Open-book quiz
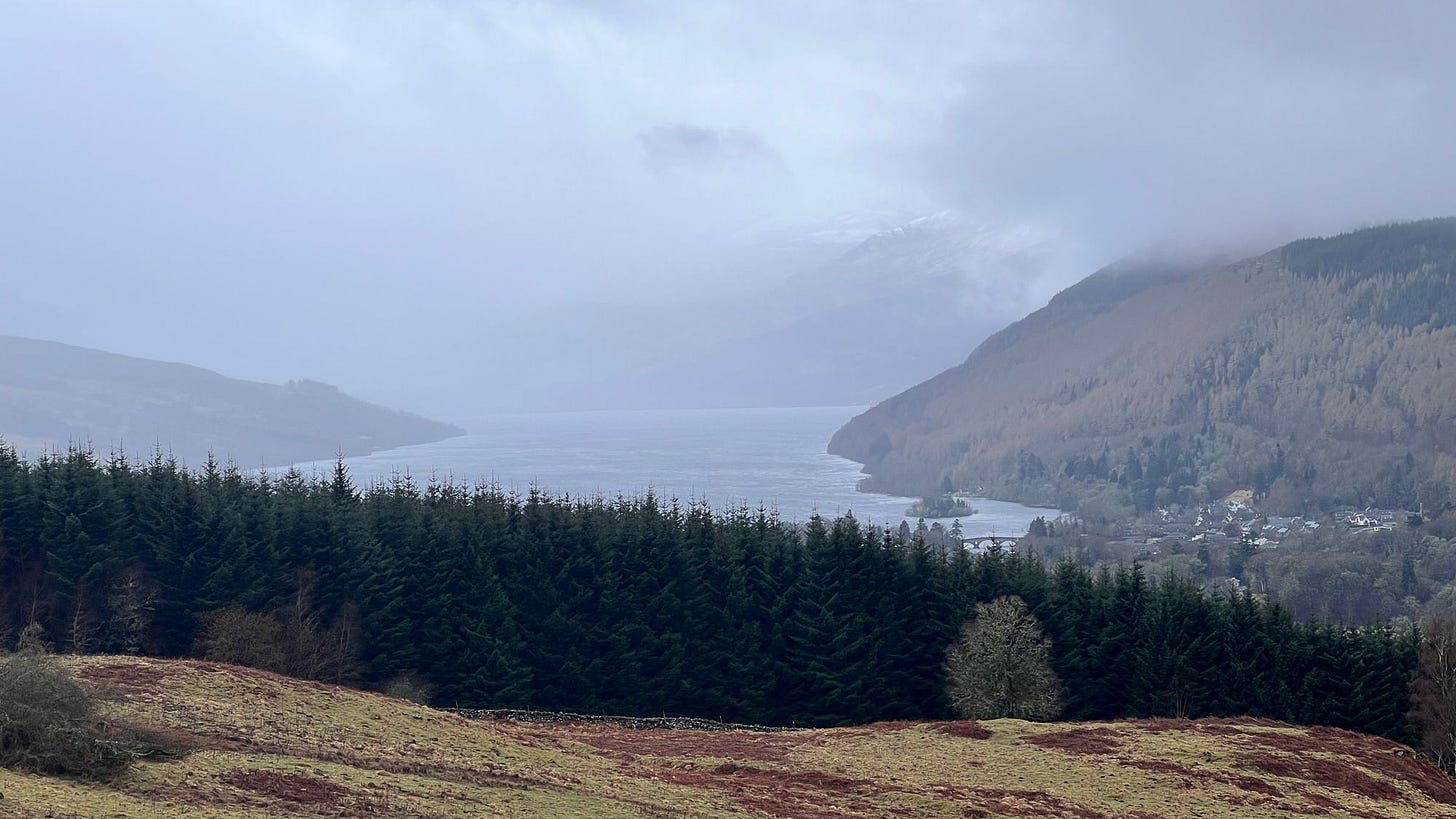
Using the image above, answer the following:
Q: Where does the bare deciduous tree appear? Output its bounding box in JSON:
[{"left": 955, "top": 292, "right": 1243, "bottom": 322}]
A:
[
  {"left": 193, "top": 571, "right": 360, "bottom": 684},
  {"left": 945, "top": 595, "right": 1062, "bottom": 721},
  {"left": 194, "top": 607, "right": 285, "bottom": 671},
  {"left": 1410, "top": 617, "right": 1456, "bottom": 773}
]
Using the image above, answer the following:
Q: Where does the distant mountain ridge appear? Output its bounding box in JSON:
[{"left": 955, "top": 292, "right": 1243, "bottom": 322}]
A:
[
  {"left": 533, "top": 211, "right": 1055, "bottom": 410},
  {"left": 830, "top": 219, "right": 1456, "bottom": 513},
  {"left": 0, "top": 334, "right": 463, "bottom": 467}
]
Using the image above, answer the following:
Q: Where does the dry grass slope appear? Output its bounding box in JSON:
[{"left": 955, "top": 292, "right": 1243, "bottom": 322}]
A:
[{"left": 1, "top": 656, "right": 1454, "bottom": 818}]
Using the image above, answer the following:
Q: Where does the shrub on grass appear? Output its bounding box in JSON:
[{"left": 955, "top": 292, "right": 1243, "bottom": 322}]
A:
[
  {"left": 0, "top": 652, "right": 132, "bottom": 778},
  {"left": 381, "top": 671, "right": 437, "bottom": 705}
]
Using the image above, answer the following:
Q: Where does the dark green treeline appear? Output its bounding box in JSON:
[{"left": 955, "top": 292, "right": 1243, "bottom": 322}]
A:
[{"left": 0, "top": 445, "right": 1419, "bottom": 741}]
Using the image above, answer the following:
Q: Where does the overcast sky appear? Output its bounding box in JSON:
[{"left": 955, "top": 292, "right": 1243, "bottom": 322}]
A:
[{"left": 3, "top": 1, "right": 1455, "bottom": 415}]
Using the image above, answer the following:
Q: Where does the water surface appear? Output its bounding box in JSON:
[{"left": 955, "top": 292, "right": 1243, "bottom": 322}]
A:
[{"left": 286, "top": 406, "right": 1056, "bottom": 537}]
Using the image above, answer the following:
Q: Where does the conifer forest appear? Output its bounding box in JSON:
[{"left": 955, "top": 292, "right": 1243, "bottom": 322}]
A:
[{"left": 0, "top": 444, "right": 1420, "bottom": 743}]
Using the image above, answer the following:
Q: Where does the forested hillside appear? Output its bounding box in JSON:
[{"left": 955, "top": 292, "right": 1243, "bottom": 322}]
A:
[
  {"left": 830, "top": 219, "right": 1456, "bottom": 513},
  {"left": 0, "top": 335, "right": 463, "bottom": 467},
  {"left": 0, "top": 444, "right": 1420, "bottom": 742}
]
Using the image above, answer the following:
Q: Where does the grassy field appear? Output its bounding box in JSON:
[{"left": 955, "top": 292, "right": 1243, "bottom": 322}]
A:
[{"left": 2, "top": 655, "right": 1455, "bottom": 818}]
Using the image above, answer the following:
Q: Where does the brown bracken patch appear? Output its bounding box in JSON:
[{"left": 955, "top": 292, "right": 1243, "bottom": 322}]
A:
[
  {"left": 932, "top": 721, "right": 994, "bottom": 739},
  {"left": 77, "top": 661, "right": 176, "bottom": 692},
  {"left": 1240, "top": 752, "right": 1402, "bottom": 801},
  {"left": 1299, "top": 790, "right": 1341, "bottom": 811},
  {"left": 1293, "top": 789, "right": 1396, "bottom": 819},
  {"left": 630, "top": 760, "right": 886, "bottom": 819},
  {"left": 1294, "top": 728, "right": 1456, "bottom": 806},
  {"left": 1022, "top": 727, "right": 1124, "bottom": 755},
  {"left": 964, "top": 787, "right": 1118, "bottom": 819},
  {"left": 1227, "top": 773, "right": 1284, "bottom": 797},
  {"left": 1119, "top": 759, "right": 1192, "bottom": 776},
  {"left": 1131, "top": 718, "right": 1456, "bottom": 807},
  {"left": 220, "top": 770, "right": 348, "bottom": 805},
  {"left": 1121, "top": 757, "right": 1285, "bottom": 800}
]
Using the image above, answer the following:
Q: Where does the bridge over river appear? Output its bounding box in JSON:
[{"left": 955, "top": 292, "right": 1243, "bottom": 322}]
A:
[{"left": 959, "top": 535, "right": 1020, "bottom": 552}]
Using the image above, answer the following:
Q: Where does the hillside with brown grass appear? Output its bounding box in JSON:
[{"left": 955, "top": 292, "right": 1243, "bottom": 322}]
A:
[
  {"left": 2, "top": 655, "right": 1455, "bottom": 818},
  {"left": 830, "top": 219, "right": 1456, "bottom": 511}
]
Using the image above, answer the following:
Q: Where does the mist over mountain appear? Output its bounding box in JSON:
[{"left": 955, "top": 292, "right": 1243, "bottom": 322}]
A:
[
  {"left": 830, "top": 219, "right": 1456, "bottom": 513},
  {"left": 522, "top": 212, "right": 1055, "bottom": 410},
  {"left": 0, "top": 335, "right": 463, "bottom": 468},
  {"left": 7, "top": 4, "right": 1456, "bottom": 417}
]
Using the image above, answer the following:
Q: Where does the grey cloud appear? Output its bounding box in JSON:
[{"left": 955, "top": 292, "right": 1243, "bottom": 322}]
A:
[
  {"left": 4, "top": 1, "right": 1453, "bottom": 417},
  {"left": 926, "top": 1, "right": 1456, "bottom": 265},
  {"left": 638, "top": 124, "right": 783, "bottom": 174}
]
